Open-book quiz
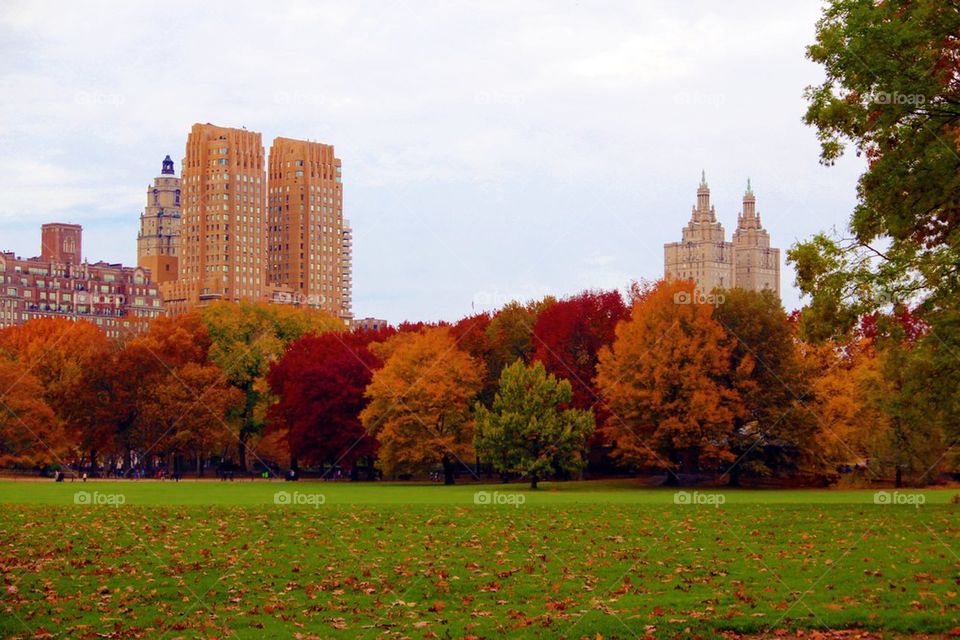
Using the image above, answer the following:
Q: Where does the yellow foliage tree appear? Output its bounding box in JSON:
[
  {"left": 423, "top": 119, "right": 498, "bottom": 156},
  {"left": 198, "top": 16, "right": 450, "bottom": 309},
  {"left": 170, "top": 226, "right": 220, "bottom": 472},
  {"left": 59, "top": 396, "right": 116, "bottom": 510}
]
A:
[
  {"left": 596, "top": 280, "right": 747, "bottom": 484},
  {"left": 362, "top": 327, "right": 483, "bottom": 484}
]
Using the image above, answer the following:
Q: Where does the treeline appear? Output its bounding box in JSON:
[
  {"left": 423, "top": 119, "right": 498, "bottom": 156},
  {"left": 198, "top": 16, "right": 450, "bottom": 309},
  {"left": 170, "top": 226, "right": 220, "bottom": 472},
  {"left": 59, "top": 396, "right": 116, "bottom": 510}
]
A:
[{"left": 0, "top": 279, "right": 954, "bottom": 487}]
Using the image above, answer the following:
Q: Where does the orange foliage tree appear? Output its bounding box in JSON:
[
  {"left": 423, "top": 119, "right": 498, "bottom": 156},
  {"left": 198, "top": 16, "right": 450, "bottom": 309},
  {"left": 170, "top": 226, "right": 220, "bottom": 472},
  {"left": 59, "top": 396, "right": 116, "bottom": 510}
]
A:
[
  {"left": 111, "top": 313, "right": 239, "bottom": 474},
  {"left": 596, "top": 280, "right": 747, "bottom": 484},
  {"left": 0, "top": 361, "right": 61, "bottom": 468},
  {"left": 0, "top": 318, "right": 112, "bottom": 467},
  {"left": 361, "top": 327, "right": 484, "bottom": 484}
]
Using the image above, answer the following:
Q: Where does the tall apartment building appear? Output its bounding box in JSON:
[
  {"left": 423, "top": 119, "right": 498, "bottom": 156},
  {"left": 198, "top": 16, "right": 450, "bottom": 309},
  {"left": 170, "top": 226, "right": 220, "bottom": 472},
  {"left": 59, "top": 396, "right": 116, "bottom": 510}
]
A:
[
  {"left": 167, "top": 123, "right": 266, "bottom": 315},
  {"left": 1, "top": 224, "right": 163, "bottom": 337},
  {"left": 341, "top": 220, "right": 353, "bottom": 321},
  {"left": 664, "top": 173, "right": 780, "bottom": 298},
  {"left": 267, "top": 137, "right": 352, "bottom": 322},
  {"left": 137, "top": 155, "right": 181, "bottom": 287}
]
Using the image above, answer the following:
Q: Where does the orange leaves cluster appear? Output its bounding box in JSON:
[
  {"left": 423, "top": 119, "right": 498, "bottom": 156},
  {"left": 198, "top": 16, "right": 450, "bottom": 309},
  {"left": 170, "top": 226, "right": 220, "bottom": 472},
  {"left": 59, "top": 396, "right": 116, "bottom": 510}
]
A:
[
  {"left": 596, "top": 280, "right": 749, "bottom": 472},
  {"left": 361, "top": 327, "right": 484, "bottom": 480}
]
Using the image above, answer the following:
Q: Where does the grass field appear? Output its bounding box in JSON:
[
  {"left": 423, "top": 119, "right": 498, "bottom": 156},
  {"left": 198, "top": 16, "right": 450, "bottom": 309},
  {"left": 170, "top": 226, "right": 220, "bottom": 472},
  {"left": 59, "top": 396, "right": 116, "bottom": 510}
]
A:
[{"left": 0, "top": 479, "right": 957, "bottom": 639}]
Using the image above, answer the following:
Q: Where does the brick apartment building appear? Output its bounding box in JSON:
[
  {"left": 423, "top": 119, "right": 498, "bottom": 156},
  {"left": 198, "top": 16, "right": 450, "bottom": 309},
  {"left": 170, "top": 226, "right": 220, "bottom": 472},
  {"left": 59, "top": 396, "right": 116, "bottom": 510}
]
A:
[{"left": 0, "top": 223, "right": 164, "bottom": 337}]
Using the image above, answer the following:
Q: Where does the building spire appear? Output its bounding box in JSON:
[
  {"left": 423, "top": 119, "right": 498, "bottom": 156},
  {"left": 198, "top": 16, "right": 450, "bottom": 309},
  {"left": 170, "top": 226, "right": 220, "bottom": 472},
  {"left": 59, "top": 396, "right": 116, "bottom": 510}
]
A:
[
  {"left": 695, "top": 169, "right": 712, "bottom": 220},
  {"left": 740, "top": 177, "right": 758, "bottom": 227}
]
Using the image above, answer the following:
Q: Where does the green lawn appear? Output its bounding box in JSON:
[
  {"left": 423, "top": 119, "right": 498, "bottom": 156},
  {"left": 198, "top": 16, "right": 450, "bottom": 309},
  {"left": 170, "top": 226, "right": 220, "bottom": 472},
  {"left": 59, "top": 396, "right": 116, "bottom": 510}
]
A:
[{"left": 0, "top": 480, "right": 957, "bottom": 638}]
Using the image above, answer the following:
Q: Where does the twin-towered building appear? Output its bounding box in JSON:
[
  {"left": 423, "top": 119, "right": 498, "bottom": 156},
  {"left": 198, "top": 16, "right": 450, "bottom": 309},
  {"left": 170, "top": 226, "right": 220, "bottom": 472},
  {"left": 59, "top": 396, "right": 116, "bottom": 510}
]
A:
[
  {"left": 137, "top": 123, "right": 353, "bottom": 322},
  {"left": 664, "top": 172, "right": 780, "bottom": 298}
]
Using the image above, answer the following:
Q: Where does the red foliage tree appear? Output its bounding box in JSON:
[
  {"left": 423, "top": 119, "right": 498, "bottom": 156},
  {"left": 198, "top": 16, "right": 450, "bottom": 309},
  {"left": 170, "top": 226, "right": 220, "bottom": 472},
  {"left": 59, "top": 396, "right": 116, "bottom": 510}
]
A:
[
  {"left": 267, "top": 327, "right": 394, "bottom": 474},
  {"left": 531, "top": 290, "right": 629, "bottom": 415},
  {"left": 450, "top": 312, "right": 496, "bottom": 403}
]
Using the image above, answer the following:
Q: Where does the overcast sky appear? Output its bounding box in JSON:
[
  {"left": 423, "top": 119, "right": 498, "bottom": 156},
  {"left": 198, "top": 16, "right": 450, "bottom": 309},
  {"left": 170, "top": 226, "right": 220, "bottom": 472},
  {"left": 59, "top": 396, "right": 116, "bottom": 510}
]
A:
[{"left": 0, "top": 0, "right": 863, "bottom": 323}]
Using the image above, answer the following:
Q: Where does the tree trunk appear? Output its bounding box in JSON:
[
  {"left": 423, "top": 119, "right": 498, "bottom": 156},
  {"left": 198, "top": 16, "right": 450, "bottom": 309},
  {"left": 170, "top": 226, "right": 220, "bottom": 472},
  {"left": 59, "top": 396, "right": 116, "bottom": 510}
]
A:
[
  {"left": 663, "top": 469, "right": 680, "bottom": 486},
  {"left": 196, "top": 453, "right": 203, "bottom": 477},
  {"left": 238, "top": 432, "right": 249, "bottom": 472},
  {"left": 89, "top": 449, "right": 97, "bottom": 476},
  {"left": 530, "top": 475, "right": 538, "bottom": 490},
  {"left": 442, "top": 456, "right": 455, "bottom": 485},
  {"left": 727, "top": 465, "right": 742, "bottom": 488},
  {"left": 895, "top": 465, "right": 903, "bottom": 488}
]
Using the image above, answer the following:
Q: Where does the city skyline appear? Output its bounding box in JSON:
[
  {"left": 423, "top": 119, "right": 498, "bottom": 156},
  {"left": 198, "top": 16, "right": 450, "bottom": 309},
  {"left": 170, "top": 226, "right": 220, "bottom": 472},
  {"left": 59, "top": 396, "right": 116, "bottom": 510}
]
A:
[{"left": 0, "top": 1, "right": 865, "bottom": 322}]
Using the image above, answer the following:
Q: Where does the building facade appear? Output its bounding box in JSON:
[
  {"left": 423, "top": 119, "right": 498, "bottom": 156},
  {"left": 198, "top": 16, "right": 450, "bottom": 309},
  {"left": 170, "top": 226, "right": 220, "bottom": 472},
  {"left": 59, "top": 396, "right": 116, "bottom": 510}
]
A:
[
  {"left": 161, "top": 124, "right": 354, "bottom": 320},
  {"left": 267, "top": 137, "right": 352, "bottom": 322},
  {"left": 41, "top": 223, "right": 82, "bottom": 265},
  {"left": 341, "top": 220, "right": 352, "bottom": 321},
  {"left": 0, "top": 225, "right": 164, "bottom": 337},
  {"left": 137, "top": 155, "right": 181, "bottom": 287},
  {"left": 664, "top": 173, "right": 780, "bottom": 298},
  {"left": 167, "top": 123, "right": 267, "bottom": 315},
  {"left": 353, "top": 317, "right": 388, "bottom": 331}
]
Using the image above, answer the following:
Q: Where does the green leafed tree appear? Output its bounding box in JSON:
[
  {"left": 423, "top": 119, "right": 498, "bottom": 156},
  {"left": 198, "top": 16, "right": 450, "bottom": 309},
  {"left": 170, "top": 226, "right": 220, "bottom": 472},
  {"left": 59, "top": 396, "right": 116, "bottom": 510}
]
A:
[
  {"left": 792, "top": 0, "right": 960, "bottom": 335},
  {"left": 474, "top": 359, "right": 594, "bottom": 489},
  {"left": 712, "top": 289, "right": 819, "bottom": 486},
  {"left": 199, "top": 301, "right": 343, "bottom": 470}
]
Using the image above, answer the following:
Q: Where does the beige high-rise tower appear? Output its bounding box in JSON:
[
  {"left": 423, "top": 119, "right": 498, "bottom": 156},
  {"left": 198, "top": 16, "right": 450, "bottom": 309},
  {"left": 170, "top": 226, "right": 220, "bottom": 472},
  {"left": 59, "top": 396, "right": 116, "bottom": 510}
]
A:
[
  {"left": 267, "top": 137, "right": 351, "bottom": 321},
  {"left": 168, "top": 123, "right": 266, "bottom": 315},
  {"left": 732, "top": 179, "right": 780, "bottom": 297},
  {"left": 664, "top": 172, "right": 779, "bottom": 298},
  {"left": 137, "top": 155, "right": 181, "bottom": 285}
]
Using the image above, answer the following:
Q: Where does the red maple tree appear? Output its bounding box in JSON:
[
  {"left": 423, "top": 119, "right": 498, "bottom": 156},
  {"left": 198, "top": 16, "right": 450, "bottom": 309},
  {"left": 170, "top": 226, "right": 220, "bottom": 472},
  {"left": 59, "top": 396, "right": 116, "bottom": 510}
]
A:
[{"left": 267, "top": 327, "right": 394, "bottom": 473}]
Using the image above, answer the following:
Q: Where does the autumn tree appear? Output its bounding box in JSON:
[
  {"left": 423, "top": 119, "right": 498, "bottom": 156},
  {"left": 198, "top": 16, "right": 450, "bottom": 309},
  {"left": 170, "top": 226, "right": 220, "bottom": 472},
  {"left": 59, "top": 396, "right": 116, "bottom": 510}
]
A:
[
  {"left": 111, "top": 313, "right": 220, "bottom": 473},
  {"left": 863, "top": 312, "right": 950, "bottom": 487},
  {"left": 200, "top": 301, "right": 342, "bottom": 470},
  {"left": 450, "top": 313, "right": 497, "bottom": 405},
  {"left": 793, "top": 0, "right": 960, "bottom": 334},
  {"left": 531, "top": 290, "right": 628, "bottom": 412},
  {"left": 0, "top": 318, "right": 113, "bottom": 469},
  {"left": 139, "top": 362, "right": 244, "bottom": 475},
  {"left": 267, "top": 328, "right": 392, "bottom": 475},
  {"left": 801, "top": 307, "right": 950, "bottom": 488},
  {"left": 475, "top": 359, "right": 594, "bottom": 488},
  {"left": 485, "top": 298, "right": 554, "bottom": 383},
  {"left": 712, "top": 289, "right": 817, "bottom": 486},
  {"left": 596, "top": 280, "right": 746, "bottom": 485},
  {"left": 361, "top": 327, "right": 483, "bottom": 484},
  {"left": 0, "top": 362, "right": 61, "bottom": 468},
  {"left": 801, "top": 339, "right": 879, "bottom": 480}
]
